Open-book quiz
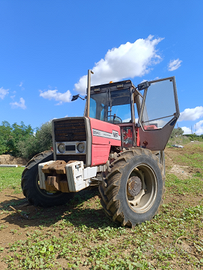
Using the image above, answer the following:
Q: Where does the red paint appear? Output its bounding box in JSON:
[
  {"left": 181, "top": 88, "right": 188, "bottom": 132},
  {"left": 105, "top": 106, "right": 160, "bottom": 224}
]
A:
[
  {"left": 89, "top": 118, "right": 121, "bottom": 166},
  {"left": 92, "top": 144, "right": 111, "bottom": 166},
  {"left": 136, "top": 127, "right": 140, "bottom": 147}
]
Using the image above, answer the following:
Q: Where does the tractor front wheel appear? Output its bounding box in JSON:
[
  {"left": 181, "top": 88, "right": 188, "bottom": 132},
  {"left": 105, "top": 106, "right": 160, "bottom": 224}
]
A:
[
  {"left": 99, "top": 148, "right": 164, "bottom": 227},
  {"left": 21, "top": 151, "right": 74, "bottom": 207}
]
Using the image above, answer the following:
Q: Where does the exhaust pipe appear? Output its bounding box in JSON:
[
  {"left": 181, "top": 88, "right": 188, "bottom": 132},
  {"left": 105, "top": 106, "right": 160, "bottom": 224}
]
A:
[{"left": 86, "top": 69, "right": 94, "bottom": 117}]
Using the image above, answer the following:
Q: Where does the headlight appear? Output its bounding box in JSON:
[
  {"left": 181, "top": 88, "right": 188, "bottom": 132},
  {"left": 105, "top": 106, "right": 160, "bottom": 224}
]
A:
[
  {"left": 77, "top": 142, "right": 85, "bottom": 153},
  {"left": 58, "top": 143, "right": 65, "bottom": 153}
]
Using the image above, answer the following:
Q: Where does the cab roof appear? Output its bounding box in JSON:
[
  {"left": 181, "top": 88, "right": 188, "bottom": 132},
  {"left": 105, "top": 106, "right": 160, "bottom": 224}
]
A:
[{"left": 90, "top": 80, "right": 135, "bottom": 93}]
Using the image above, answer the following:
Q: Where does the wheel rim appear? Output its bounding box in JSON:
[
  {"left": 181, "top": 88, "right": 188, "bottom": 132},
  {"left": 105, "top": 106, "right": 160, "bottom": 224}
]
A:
[{"left": 126, "top": 163, "right": 157, "bottom": 213}]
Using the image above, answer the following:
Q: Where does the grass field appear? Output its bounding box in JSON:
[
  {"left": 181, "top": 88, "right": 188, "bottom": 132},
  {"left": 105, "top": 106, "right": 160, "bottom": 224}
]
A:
[
  {"left": 0, "top": 167, "right": 23, "bottom": 193},
  {"left": 0, "top": 142, "right": 203, "bottom": 269}
]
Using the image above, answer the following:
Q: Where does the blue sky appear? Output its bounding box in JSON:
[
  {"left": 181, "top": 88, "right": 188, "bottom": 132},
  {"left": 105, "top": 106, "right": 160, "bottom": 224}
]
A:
[{"left": 0, "top": 1, "right": 203, "bottom": 135}]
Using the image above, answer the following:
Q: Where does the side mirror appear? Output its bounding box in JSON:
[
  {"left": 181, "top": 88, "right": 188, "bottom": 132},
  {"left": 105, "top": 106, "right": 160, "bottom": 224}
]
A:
[
  {"left": 71, "top": 94, "right": 86, "bottom": 102},
  {"left": 71, "top": 94, "right": 79, "bottom": 101}
]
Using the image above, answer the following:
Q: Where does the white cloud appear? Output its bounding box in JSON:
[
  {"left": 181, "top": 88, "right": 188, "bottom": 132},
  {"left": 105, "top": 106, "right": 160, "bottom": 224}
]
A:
[
  {"left": 168, "top": 58, "right": 182, "bottom": 71},
  {"left": 181, "top": 126, "right": 192, "bottom": 135},
  {"left": 181, "top": 120, "right": 203, "bottom": 135},
  {"left": 75, "top": 35, "right": 163, "bottom": 94},
  {"left": 195, "top": 120, "right": 203, "bottom": 135},
  {"left": 19, "top": 82, "right": 23, "bottom": 87},
  {"left": 40, "top": 89, "right": 71, "bottom": 105},
  {"left": 10, "top": 97, "right": 26, "bottom": 109},
  {"left": 179, "top": 106, "right": 203, "bottom": 121},
  {"left": 0, "top": 87, "right": 9, "bottom": 99}
]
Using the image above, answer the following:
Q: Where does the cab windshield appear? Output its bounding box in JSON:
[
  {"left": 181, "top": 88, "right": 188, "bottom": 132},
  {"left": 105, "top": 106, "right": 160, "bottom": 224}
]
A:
[{"left": 90, "top": 89, "right": 131, "bottom": 123}]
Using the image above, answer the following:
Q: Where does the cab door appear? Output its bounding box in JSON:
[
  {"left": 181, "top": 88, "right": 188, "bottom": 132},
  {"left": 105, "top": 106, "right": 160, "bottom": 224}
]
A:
[{"left": 138, "top": 77, "right": 179, "bottom": 151}]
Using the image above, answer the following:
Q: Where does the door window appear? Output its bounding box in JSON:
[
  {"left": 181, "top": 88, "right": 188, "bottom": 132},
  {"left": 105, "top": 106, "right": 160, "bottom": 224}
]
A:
[{"left": 140, "top": 78, "right": 177, "bottom": 130}]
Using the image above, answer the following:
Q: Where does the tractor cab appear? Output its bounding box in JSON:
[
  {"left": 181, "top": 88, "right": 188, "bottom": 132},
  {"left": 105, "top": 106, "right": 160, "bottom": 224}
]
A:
[
  {"left": 90, "top": 80, "right": 134, "bottom": 124},
  {"left": 88, "top": 77, "right": 179, "bottom": 151}
]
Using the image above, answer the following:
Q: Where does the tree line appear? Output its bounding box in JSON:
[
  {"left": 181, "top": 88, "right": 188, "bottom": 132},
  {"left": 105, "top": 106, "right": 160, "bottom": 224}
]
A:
[
  {"left": 171, "top": 127, "right": 203, "bottom": 141},
  {"left": 0, "top": 122, "right": 202, "bottom": 161},
  {"left": 0, "top": 121, "right": 52, "bottom": 160}
]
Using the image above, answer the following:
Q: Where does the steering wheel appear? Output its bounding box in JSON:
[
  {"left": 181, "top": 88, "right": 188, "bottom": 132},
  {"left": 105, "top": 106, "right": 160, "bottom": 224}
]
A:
[{"left": 108, "top": 114, "right": 122, "bottom": 124}]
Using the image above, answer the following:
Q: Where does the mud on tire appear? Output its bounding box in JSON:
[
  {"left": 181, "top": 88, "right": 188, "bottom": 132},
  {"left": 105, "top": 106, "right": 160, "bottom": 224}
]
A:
[
  {"left": 21, "top": 151, "right": 74, "bottom": 207},
  {"left": 99, "top": 148, "right": 165, "bottom": 227}
]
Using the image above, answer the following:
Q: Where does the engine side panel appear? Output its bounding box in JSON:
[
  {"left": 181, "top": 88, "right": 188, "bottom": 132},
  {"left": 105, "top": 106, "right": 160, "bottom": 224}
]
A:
[{"left": 89, "top": 118, "right": 121, "bottom": 166}]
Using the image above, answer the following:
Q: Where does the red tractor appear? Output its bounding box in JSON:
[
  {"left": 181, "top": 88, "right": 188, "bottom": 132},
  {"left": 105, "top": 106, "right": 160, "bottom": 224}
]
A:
[{"left": 21, "top": 70, "right": 179, "bottom": 227}]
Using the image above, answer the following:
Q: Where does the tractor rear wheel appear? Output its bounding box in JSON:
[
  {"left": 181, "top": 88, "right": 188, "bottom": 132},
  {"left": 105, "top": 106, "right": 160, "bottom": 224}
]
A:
[
  {"left": 99, "top": 148, "right": 165, "bottom": 227},
  {"left": 21, "top": 151, "right": 74, "bottom": 207}
]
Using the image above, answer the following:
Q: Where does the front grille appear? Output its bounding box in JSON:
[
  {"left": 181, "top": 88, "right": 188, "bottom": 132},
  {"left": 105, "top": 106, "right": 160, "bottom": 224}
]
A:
[
  {"left": 54, "top": 118, "right": 86, "bottom": 142},
  {"left": 54, "top": 117, "right": 87, "bottom": 165}
]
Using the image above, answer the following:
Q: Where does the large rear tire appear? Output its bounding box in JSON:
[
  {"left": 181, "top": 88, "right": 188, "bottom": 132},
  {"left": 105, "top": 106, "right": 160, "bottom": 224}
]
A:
[
  {"left": 99, "top": 148, "right": 165, "bottom": 227},
  {"left": 21, "top": 151, "right": 74, "bottom": 207}
]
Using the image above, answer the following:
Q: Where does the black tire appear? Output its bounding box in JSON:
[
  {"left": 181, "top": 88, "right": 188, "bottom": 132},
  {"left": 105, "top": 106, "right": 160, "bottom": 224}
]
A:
[
  {"left": 155, "top": 150, "right": 165, "bottom": 176},
  {"left": 21, "top": 150, "right": 74, "bottom": 207},
  {"left": 99, "top": 148, "right": 165, "bottom": 227}
]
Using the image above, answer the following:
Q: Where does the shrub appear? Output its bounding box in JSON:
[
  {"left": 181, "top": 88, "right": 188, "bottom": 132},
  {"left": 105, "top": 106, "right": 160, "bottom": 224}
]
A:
[{"left": 17, "top": 122, "right": 52, "bottom": 160}]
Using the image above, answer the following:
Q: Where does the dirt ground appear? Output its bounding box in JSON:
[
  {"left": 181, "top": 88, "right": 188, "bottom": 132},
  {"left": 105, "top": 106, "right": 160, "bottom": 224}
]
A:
[{"left": 0, "top": 144, "right": 202, "bottom": 268}]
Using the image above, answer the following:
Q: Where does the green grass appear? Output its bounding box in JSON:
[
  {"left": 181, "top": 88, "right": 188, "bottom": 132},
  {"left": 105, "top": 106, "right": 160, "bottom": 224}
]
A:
[
  {"left": 167, "top": 135, "right": 191, "bottom": 147},
  {"left": 0, "top": 167, "right": 24, "bottom": 193},
  {"left": 3, "top": 199, "right": 203, "bottom": 270},
  {"left": 174, "top": 153, "right": 203, "bottom": 171},
  {"left": 166, "top": 174, "right": 203, "bottom": 195},
  {"left": 0, "top": 144, "right": 203, "bottom": 269},
  {"left": 169, "top": 143, "right": 203, "bottom": 177}
]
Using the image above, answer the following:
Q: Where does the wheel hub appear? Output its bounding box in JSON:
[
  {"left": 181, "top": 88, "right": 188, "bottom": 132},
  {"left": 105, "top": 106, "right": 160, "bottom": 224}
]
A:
[{"left": 127, "top": 176, "right": 142, "bottom": 197}]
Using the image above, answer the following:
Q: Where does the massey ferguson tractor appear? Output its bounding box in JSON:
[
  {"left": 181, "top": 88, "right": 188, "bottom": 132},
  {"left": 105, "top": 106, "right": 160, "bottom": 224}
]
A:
[{"left": 21, "top": 70, "right": 179, "bottom": 227}]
